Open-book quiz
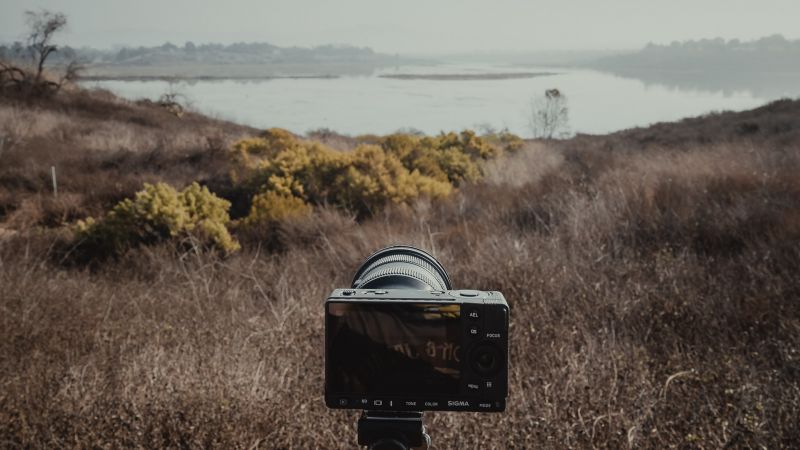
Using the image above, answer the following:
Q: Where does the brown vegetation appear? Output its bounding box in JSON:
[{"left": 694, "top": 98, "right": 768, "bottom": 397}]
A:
[
  {"left": 0, "top": 88, "right": 254, "bottom": 226},
  {"left": 1, "top": 88, "right": 799, "bottom": 448}
]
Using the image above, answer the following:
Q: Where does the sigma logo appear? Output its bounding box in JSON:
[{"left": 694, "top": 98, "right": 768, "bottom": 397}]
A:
[{"left": 448, "top": 400, "right": 470, "bottom": 407}]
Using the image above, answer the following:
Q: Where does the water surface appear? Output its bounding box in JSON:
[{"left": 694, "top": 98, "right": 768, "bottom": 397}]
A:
[{"left": 83, "top": 63, "right": 798, "bottom": 137}]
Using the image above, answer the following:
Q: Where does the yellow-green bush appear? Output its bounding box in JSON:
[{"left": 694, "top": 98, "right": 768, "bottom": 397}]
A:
[
  {"left": 231, "top": 130, "right": 445, "bottom": 217},
  {"left": 331, "top": 145, "right": 452, "bottom": 214},
  {"left": 230, "top": 127, "right": 520, "bottom": 220},
  {"left": 375, "top": 130, "right": 520, "bottom": 185},
  {"left": 230, "top": 128, "right": 300, "bottom": 166},
  {"left": 244, "top": 190, "right": 311, "bottom": 226},
  {"left": 231, "top": 129, "right": 341, "bottom": 201},
  {"left": 76, "top": 182, "right": 239, "bottom": 255},
  {"left": 482, "top": 129, "right": 524, "bottom": 153}
]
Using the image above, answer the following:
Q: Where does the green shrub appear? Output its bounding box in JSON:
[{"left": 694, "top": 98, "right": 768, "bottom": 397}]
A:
[{"left": 76, "top": 182, "right": 239, "bottom": 256}]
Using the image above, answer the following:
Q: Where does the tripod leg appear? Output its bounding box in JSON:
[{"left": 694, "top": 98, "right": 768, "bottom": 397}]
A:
[{"left": 413, "top": 426, "right": 431, "bottom": 450}]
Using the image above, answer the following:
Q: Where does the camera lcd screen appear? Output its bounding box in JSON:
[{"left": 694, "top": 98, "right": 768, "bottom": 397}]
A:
[{"left": 327, "top": 302, "right": 462, "bottom": 396}]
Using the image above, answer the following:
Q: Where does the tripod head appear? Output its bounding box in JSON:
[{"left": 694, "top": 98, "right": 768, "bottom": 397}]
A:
[{"left": 358, "top": 411, "right": 430, "bottom": 450}]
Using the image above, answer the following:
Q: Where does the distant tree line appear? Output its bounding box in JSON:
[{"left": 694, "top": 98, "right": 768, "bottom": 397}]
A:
[
  {"left": 1, "top": 40, "right": 386, "bottom": 66},
  {"left": 593, "top": 34, "right": 800, "bottom": 72}
]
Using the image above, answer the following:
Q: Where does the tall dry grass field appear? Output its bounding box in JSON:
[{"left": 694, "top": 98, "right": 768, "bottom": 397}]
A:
[{"left": 1, "top": 90, "right": 799, "bottom": 448}]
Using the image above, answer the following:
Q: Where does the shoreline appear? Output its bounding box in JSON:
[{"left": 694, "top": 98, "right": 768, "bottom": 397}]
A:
[
  {"left": 80, "top": 74, "right": 341, "bottom": 82},
  {"left": 379, "top": 72, "right": 557, "bottom": 80}
]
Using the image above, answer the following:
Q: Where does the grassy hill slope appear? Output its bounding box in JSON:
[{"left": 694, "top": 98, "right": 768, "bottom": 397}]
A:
[{"left": 1, "top": 88, "right": 799, "bottom": 448}]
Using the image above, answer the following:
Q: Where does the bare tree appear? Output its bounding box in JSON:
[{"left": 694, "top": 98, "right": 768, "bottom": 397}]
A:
[
  {"left": 0, "top": 61, "right": 27, "bottom": 91},
  {"left": 25, "top": 10, "right": 67, "bottom": 84},
  {"left": 0, "top": 10, "right": 79, "bottom": 96},
  {"left": 529, "top": 88, "right": 570, "bottom": 139},
  {"left": 156, "top": 80, "right": 191, "bottom": 117}
]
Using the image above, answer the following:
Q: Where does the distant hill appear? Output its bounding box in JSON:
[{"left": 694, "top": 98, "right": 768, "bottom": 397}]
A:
[
  {"left": 592, "top": 34, "right": 800, "bottom": 72},
  {"left": 0, "top": 41, "right": 396, "bottom": 66},
  {"left": 586, "top": 35, "right": 800, "bottom": 98},
  {"left": 0, "top": 40, "right": 410, "bottom": 80}
]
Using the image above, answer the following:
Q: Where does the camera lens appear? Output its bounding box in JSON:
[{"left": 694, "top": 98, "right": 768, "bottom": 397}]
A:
[
  {"left": 351, "top": 246, "right": 452, "bottom": 291},
  {"left": 470, "top": 345, "right": 501, "bottom": 375}
]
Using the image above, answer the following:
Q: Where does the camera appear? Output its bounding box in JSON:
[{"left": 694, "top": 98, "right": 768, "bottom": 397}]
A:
[{"left": 324, "top": 246, "right": 509, "bottom": 413}]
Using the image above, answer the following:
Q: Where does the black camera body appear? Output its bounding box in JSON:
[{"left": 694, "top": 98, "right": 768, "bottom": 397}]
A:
[{"left": 324, "top": 246, "right": 509, "bottom": 414}]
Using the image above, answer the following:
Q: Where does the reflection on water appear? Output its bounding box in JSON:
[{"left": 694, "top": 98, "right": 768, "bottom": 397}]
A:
[
  {"left": 597, "top": 67, "right": 800, "bottom": 99},
  {"left": 82, "top": 63, "right": 800, "bottom": 137}
]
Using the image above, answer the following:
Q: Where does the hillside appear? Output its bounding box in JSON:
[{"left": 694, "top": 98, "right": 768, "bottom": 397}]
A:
[{"left": 1, "top": 87, "right": 799, "bottom": 448}]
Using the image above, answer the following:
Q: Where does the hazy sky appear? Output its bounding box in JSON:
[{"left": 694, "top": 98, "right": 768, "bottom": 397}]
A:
[{"left": 1, "top": 0, "right": 798, "bottom": 53}]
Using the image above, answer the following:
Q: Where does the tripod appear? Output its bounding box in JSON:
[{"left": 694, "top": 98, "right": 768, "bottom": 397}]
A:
[{"left": 357, "top": 411, "right": 431, "bottom": 450}]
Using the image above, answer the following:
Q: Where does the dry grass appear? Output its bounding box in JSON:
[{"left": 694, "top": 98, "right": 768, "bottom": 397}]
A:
[
  {"left": 483, "top": 140, "right": 564, "bottom": 187},
  {"left": 0, "top": 88, "right": 254, "bottom": 224},
  {"left": 1, "top": 90, "right": 799, "bottom": 449}
]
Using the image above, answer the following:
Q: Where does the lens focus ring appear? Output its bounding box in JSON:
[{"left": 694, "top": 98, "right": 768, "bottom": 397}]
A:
[
  {"left": 351, "top": 246, "right": 452, "bottom": 291},
  {"left": 357, "top": 262, "right": 446, "bottom": 291}
]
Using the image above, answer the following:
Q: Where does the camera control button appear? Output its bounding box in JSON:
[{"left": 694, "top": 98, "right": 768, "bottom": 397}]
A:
[
  {"left": 468, "top": 325, "right": 480, "bottom": 336},
  {"left": 342, "top": 289, "right": 355, "bottom": 296},
  {"left": 458, "top": 290, "right": 480, "bottom": 297},
  {"left": 470, "top": 344, "right": 502, "bottom": 375},
  {"left": 466, "top": 307, "right": 480, "bottom": 321},
  {"left": 338, "top": 398, "right": 349, "bottom": 406},
  {"left": 466, "top": 381, "right": 481, "bottom": 392},
  {"left": 373, "top": 399, "right": 383, "bottom": 407}
]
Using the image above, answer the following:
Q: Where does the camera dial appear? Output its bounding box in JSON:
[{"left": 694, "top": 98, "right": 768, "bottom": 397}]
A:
[{"left": 470, "top": 344, "right": 502, "bottom": 375}]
